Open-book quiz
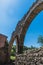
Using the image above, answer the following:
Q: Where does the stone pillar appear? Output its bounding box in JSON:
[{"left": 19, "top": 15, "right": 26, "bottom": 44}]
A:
[
  {"left": 16, "top": 36, "right": 23, "bottom": 54},
  {"left": 18, "top": 43, "right": 23, "bottom": 54}
]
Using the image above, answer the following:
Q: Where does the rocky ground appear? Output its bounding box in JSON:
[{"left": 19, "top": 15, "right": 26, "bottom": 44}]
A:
[
  {"left": 16, "top": 47, "right": 43, "bottom": 65},
  {"left": 1, "top": 47, "right": 43, "bottom": 65}
]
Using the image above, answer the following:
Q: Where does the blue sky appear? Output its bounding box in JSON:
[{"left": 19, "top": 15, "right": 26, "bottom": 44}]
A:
[{"left": 0, "top": 0, "right": 43, "bottom": 47}]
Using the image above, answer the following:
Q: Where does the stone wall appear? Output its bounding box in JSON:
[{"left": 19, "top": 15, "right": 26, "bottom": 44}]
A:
[{"left": 15, "top": 47, "right": 43, "bottom": 65}]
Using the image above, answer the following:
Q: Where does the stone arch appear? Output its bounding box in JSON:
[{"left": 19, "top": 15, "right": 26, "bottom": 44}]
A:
[{"left": 8, "top": 0, "right": 43, "bottom": 56}]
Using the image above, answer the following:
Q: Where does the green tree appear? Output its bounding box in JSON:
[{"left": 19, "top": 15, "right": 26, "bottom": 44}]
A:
[
  {"left": 38, "top": 35, "right": 43, "bottom": 46},
  {"left": 30, "top": 45, "right": 36, "bottom": 49}
]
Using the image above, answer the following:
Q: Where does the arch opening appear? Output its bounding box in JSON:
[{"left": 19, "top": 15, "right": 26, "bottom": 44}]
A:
[
  {"left": 18, "top": 2, "right": 43, "bottom": 54},
  {"left": 24, "top": 11, "right": 43, "bottom": 49}
]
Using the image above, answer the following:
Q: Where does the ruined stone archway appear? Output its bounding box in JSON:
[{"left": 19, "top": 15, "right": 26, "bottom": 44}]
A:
[{"left": 8, "top": 0, "right": 43, "bottom": 56}]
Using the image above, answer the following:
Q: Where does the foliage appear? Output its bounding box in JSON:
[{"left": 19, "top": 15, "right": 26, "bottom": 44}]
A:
[
  {"left": 11, "top": 45, "right": 16, "bottom": 56},
  {"left": 10, "top": 56, "right": 16, "bottom": 61},
  {"left": 38, "top": 35, "right": 43, "bottom": 46},
  {"left": 28, "top": 45, "right": 36, "bottom": 49}
]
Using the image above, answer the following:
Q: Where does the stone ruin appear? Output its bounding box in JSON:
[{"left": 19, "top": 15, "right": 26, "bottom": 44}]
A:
[
  {"left": 8, "top": 0, "right": 43, "bottom": 55},
  {"left": 0, "top": 0, "right": 43, "bottom": 65},
  {"left": 14, "top": 0, "right": 43, "bottom": 65},
  {"left": 0, "top": 34, "right": 8, "bottom": 63}
]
